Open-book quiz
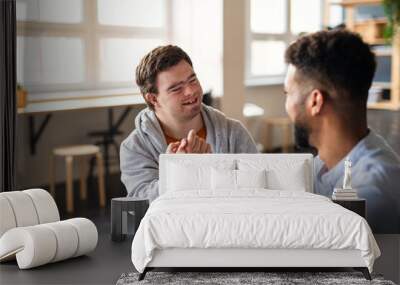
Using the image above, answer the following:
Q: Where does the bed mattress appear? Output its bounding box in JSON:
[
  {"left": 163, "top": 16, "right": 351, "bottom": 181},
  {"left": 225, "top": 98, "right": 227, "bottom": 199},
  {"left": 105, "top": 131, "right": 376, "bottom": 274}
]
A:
[{"left": 131, "top": 190, "right": 380, "bottom": 273}]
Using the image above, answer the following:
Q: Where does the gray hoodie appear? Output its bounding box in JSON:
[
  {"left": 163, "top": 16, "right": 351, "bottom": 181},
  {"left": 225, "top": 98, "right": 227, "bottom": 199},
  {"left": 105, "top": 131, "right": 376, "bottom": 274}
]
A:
[{"left": 120, "top": 104, "right": 258, "bottom": 202}]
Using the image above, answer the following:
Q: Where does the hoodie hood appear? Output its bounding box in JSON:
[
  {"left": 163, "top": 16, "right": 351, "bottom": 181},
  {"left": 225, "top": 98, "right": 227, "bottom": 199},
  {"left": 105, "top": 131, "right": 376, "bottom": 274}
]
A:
[{"left": 134, "top": 107, "right": 167, "bottom": 154}]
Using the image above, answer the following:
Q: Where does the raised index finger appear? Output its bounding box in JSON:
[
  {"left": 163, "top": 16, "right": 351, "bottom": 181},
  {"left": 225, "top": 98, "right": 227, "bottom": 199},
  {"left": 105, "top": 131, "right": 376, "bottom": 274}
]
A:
[{"left": 186, "top": 129, "right": 196, "bottom": 152}]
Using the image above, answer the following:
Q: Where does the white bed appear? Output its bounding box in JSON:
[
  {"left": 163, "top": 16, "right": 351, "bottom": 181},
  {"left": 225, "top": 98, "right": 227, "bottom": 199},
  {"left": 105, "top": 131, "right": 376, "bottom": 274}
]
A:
[{"left": 131, "top": 154, "right": 380, "bottom": 280}]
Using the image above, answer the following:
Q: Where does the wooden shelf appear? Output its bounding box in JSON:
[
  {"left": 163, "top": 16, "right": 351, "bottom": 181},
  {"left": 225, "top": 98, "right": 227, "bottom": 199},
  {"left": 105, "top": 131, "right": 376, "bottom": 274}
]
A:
[
  {"left": 330, "top": 0, "right": 382, "bottom": 6},
  {"left": 327, "top": 0, "right": 400, "bottom": 111},
  {"left": 365, "top": 38, "right": 387, "bottom": 45},
  {"left": 372, "top": 82, "right": 392, "bottom": 89},
  {"left": 353, "top": 19, "right": 387, "bottom": 44},
  {"left": 373, "top": 47, "right": 392, "bottom": 56},
  {"left": 367, "top": 101, "right": 400, "bottom": 110}
]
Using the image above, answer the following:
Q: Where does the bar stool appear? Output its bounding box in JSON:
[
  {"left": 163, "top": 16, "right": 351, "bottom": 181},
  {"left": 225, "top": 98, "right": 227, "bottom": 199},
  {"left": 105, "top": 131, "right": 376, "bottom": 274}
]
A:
[
  {"left": 87, "top": 129, "right": 122, "bottom": 188},
  {"left": 263, "top": 117, "right": 293, "bottom": 152},
  {"left": 49, "top": 145, "right": 106, "bottom": 213}
]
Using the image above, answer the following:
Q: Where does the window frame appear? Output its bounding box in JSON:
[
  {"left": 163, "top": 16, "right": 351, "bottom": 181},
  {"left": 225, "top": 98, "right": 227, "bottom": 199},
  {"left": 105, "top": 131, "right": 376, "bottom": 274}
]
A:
[{"left": 245, "top": 0, "right": 324, "bottom": 87}]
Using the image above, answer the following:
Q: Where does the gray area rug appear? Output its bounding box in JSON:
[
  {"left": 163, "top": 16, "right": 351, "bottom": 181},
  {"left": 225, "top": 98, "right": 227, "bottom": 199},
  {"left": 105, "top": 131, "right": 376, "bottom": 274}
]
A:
[{"left": 116, "top": 271, "right": 396, "bottom": 285}]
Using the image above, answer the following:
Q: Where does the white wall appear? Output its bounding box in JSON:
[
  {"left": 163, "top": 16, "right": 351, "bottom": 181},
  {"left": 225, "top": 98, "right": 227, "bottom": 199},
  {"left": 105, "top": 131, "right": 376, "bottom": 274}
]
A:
[{"left": 221, "top": 0, "right": 246, "bottom": 122}]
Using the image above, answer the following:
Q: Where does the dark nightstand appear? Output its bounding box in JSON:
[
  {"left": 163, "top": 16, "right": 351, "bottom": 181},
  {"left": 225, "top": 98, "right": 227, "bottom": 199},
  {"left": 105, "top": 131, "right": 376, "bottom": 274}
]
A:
[
  {"left": 111, "top": 197, "right": 149, "bottom": 242},
  {"left": 332, "top": 198, "right": 366, "bottom": 218}
]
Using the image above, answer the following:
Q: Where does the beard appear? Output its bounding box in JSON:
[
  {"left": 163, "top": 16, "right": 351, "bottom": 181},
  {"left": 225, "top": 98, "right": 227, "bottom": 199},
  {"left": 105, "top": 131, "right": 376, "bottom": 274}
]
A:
[{"left": 294, "top": 120, "right": 318, "bottom": 155}]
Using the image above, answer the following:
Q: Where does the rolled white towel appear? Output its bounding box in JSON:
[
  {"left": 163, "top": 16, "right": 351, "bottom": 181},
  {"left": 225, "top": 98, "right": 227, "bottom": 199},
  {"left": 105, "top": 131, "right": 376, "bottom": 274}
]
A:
[
  {"left": 0, "top": 189, "right": 60, "bottom": 239},
  {"left": 0, "top": 218, "right": 98, "bottom": 269},
  {"left": 23, "top": 189, "right": 60, "bottom": 224},
  {"left": 0, "top": 225, "right": 57, "bottom": 269},
  {"left": 0, "top": 196, "right": 17, "bottom": 237},
  {"left": 65, "top": 218, "right": 98, "bottom": 257},
  {"left": 42, "top": 221, "right": 79, "bottom": 262},
  {"left": 0, "top": 191, "right": 39, "bottom": 227}
]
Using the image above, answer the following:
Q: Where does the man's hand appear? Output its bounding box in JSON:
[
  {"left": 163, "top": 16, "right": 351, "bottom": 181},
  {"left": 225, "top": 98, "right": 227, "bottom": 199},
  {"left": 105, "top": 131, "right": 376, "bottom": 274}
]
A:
[
  {"left": 165, "top": 129, "right": 212, "bottom": 154},
  {"left": 186, "top": 129, "right": 211, "bottom": 153},
  {"left": 166, "top": 139, "right": 187, "bottom": 154}
]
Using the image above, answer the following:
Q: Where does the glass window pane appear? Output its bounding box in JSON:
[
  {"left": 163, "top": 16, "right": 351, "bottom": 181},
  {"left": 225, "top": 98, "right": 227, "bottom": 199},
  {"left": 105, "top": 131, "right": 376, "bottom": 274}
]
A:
[
  {"left": 192, "top": 52, "right": 223, "bottom": 97},
  {"left": 17, "top": 36, "right": 85, "bottom": 85},
  {"left": 373, "top": 56, "right": 391, "bottom": 83},
  {"left": 328, "top": 5, "right": 344, "bottom": 28},
  {"left": 16, "top": 0, "right": 39, "bottom": 22},
  {"left": 98, "top": 0, "right": 166, "bottom": 27},
  {"left": 16, "top": 0, "right": 82, "bottom": 23},
  {"left": 39, "top": 0, "right": 82, "bottom": 23},
  {"left": 41, "top": 37, "right": 85, "bottom": 84},
  {"left": 356, "top": 5, "right": 385, "bottom": 21},
  {"left": 250, "top": 0, "right": 286, "bottom": 34},
  {"left": 291, "top": 0, "right": 321, "bottom": 34},
  {"left": 99, "top": 38, "right": 164, "bottom": 82},
  {"left": 251, "top": 40, "right": 286, "bottom": 76},
  {"left": 179, "top": 0, "right": 223, "bottom": 96},
  {"left": 17, "top": 36, "right": 41, "bottom": 84}
]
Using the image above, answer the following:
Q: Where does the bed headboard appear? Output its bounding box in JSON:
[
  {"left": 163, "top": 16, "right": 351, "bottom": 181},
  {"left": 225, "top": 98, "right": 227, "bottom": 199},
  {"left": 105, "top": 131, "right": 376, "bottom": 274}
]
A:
[{"left": 159, "top": 153, "right": 314, "bottom": 195}]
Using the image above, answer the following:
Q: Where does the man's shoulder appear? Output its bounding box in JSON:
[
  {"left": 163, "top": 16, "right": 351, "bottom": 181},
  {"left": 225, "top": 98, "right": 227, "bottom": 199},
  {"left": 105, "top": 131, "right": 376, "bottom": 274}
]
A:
[
  {"left": 354, "top": 145, "right": 400, "bottom": 187},
  {"left": 203, "top": 104, "right": 228, "bottom": 120},
  {"left": 360, "top": 132, "right": 400, "bottom": 168},
  {"left": 121, "top": 107, "right": 164, "bottom": 151},
  {"left": 120, "top": 129, "right": 143, "bottom": 151},
  {"left": 203, "top": 104, "right": 244, "bottom": 128}
]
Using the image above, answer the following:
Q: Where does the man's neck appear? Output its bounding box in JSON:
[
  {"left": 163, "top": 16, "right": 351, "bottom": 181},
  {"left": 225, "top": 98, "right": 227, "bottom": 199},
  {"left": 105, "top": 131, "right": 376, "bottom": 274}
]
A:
[
  {"left": 314, "top": 117, "right": 368, "bottom": 170},
  {"left": 156, "top": 112, "right": 204, "bottom": 140}
]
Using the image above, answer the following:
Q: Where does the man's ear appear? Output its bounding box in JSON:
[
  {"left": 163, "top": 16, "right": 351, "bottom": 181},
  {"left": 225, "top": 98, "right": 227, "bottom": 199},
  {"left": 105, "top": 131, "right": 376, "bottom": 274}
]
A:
[
  {"left": 144, "top": 93, "right": 158, "bottom": 108},
  {"left": 307, "top": 89, "right": 324, "bottom": 117}
]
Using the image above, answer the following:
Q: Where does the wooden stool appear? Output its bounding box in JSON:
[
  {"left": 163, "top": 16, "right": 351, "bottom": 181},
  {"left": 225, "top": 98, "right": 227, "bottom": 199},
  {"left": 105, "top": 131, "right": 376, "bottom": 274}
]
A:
[
  {"left": 263, "top": 117, "right": 293, "bottom": 152},
  {"left": 49, "top": 145, "right": 106, "bottom": 213}
]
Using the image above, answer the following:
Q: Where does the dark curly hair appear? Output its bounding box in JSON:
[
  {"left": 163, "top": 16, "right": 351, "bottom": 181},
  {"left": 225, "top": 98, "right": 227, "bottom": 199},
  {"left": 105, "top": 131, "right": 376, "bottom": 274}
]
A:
[
  {"left": 136, "top": 45, "right": 193, "bottom": 109},
  {"left": 285, "top": 29, "right": 376, "bottom": 110}
]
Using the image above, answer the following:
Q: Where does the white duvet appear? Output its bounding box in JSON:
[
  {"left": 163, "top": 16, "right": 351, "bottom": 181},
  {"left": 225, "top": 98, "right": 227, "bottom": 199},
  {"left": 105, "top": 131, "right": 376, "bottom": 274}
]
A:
[{"left": 131, "top": 190, "right": 380, "bottom": 273}]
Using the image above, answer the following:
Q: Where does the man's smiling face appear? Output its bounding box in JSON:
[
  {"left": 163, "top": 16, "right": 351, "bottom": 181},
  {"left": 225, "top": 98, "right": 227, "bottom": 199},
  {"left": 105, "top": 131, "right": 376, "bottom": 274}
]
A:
[{"left": 152, "top": 60, "right": 203, "bottom": 122}]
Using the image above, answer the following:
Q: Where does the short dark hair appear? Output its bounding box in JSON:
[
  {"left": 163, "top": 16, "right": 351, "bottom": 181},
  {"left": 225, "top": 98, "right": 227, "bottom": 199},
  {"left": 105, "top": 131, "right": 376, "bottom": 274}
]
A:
[
  {"left": 285, "top": 29, "right": 376, "bottom": 109},
  {"left": 136, "top": 45, "right": 193, "bottom": 109}
]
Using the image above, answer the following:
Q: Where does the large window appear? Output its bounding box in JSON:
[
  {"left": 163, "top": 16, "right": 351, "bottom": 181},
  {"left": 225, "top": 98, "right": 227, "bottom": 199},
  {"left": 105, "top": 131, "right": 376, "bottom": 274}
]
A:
[
  {"left": 16, "top": 0, "right": 167, "bottom": 100},
  {"left": 171, "top": 0, "right": 223, "bottom": 97},
  {"left": 246, "top": 0, "right": 324, "bottom": 86}
]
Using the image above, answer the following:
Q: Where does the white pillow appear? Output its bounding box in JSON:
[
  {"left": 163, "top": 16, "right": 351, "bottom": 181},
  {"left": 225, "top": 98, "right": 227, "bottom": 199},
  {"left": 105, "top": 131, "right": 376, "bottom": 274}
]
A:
[
  {"left": 267, "top": 165, "right": 306, "bottom": 191},
  {"left": 167, "top": 160, "right": 235, "bottom": 192},
  {"left": 236, "top": 169, "right": 267, "bottom": 189},
  {"left": 167, "top": 163, "right": 210, "bottom": 191},
  {"left": 211, "top": 168, "right": 267, "bottom": 191},
  {"left": 211, "top": 168, "right": 236, "bottom": 190},
  {"left": 238, "top": 159, "right": 308, "bottom": 191}
]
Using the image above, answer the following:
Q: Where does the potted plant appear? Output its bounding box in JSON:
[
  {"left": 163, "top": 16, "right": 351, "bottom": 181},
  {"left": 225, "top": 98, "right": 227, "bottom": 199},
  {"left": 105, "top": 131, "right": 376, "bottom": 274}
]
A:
[
  {"left": 382, "top": 0, "right": 400, "bottom": 41},
  {"left": 16, "top": 83, "right": 27, "bottom": 108}
]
